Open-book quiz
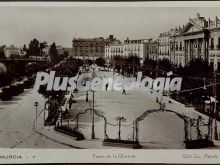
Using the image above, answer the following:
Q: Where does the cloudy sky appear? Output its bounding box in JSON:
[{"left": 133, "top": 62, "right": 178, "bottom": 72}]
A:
[{"left": 0, "top": 5, "right": 220, "bottom": 47}]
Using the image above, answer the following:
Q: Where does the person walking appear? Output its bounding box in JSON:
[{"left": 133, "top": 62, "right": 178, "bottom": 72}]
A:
[
  {"left": 105, "top": 83, "right": 108, "bottom": 91},
  {"left": 122, "top": 87, "right": 126, "bottom": 95},
  {"left": 69, "top": 94, "right": 74, "bottom": 110}
]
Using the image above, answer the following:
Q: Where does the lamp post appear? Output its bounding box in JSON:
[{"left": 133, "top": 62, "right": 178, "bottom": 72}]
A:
[
  {"left": 212, "top": 54, "right": 219, "bottom": 140},
  {"left": 132, "top": 55, "right": 135, "bottom": 77},
  {"left": 214, "top": 70, "right": 218, "bottom": 140},
  {"left": 115, "top": 116, "right": 126, "bottom": 141},
  {"left": 91, "top": 55, "right": 96, "bottom": 139},
  {"left": 91, "top": 90, "right": 95, "bottom": 139},
  {"left": 43, "top": 104, "right": 46, "bottom": 123},
  {"left": 34, "top": 101, "right": 39, "bottom": 125}
]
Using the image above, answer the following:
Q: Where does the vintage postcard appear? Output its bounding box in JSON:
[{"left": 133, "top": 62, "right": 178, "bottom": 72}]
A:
[{"left": 0, "top": 1, "right": 220, "bottom": 164}]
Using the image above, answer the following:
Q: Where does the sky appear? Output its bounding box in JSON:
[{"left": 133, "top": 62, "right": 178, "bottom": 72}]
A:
[{"left": 0, "top": 6, "right": 220, "bottom": 48}]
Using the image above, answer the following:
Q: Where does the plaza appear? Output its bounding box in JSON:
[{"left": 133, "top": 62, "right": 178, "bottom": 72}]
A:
[{"left": 1, "top": 70, "right": 219, "bottom": 149}]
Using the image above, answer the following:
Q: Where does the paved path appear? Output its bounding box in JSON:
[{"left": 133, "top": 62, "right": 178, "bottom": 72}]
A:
[
  {"left": 37, "top": 71, "right": 220, "bottom": 149},
  {"left": 1, "top": 70, "right": 220, "bottom": 149},
  {"left": 0, "top": 89, "right": 71, "bottom": 148}
]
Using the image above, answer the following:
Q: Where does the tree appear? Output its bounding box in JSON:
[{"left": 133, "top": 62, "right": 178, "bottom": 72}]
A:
[
  {"left": 39, "top": 41, "right": 47, "bottom": 56},
  {"left": 112, "top": 55, "right": 124, "bottom": 73},
  {"left": 0, "top": 45, "right": 6, "bottom": 59},
  {"left": 27, "top": 38, "right": 40, "bottom": 56},
  {"left": 54, "top": 58, "right": 83, "bottom": 77},
  {"left": 63, "top": 51, "right": 69, "bottom": 59},
  {"left": 176, "top": 58, "right": 214, "bottom": 110},
  {"left": 158, "top": 58, "right": 173, "bottom": 72},
  {"left": 142, "top": 58, "right": 157, "bottom": 78},
  {"left": 58, "top": 51, "right": 69, "bottom": 62},
  {"left": 86, "top": 59, "right": 93, "bottom": 66},
  {"left": 95, "top": 57, "right": 106, "bottom": 67},
  {"left": 125, "top": 54, "right": 140, "bottom": 77},
  {"left": 49, "top": 42, "right": 59, "bottom": 64},
  {"left": 23, "top": 44, "right": 27, "bottom": 52}
]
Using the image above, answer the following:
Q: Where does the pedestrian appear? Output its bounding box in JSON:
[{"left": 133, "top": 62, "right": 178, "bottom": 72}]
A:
[
  {"left": 105, "top": 83, "right": 108, "bottom": 91},
  {"left": 156, "top": 96, "right": 159, "bottom": 103},
  {"left": 69, "top": 94, "right": 74, "bottom": 110},
  {"left": 122, "top": 87, "right": 126, "bottom": 95}
]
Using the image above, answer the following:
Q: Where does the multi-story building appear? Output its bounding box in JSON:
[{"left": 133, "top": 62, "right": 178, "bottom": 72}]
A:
[
  {"left": 146, "top": 39, "right": 159, "bottom": 60},
  {"left": 158, "top": 31, "right": 171, "bottom": 60},
  {"left": 4, "top": 45, "right": 26, "bottom": 58},
  {"left": 169, "top": 13, "right": 220, "bottom": 71},
  {"left": 123, "top": 38, "right": 148, "bottom": 59},
  {"left": 169, "top": 27, "right": 185, "bottom": 66},
  {"left": 72, "top": 35, "right": 118, "bottom": 59},
  {"left": 104, "top": 38, "right": 149, "bottom": 64},
  {"left": 42, "top": 45, "right": 65, "bottom": 56},
  {"left": 105, "top": 41, "right": 123, "bottom": 58}
]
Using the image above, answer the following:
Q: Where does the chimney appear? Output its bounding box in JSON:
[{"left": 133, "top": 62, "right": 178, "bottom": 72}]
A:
[
  {"left": 109, "top": 35, "right": 114, "bottom": 40},
  {"left": 197, "top": 13, "right": 200, "bottom": 18}
]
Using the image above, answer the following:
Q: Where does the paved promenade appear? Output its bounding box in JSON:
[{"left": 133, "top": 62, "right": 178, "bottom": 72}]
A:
[{"left": 1, "top": 71, "right": 220, "bottom": 149}]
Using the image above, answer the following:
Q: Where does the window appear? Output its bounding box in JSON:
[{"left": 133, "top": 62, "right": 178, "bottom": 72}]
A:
[
  {"left": 176, "top": 42, "right": 178, "bottom": 51},
  {"left": 218, "top": 37, "right": 220, "bottom": 49},
  {"left": 180, "top": 42, "right": 182, "bottom": 51},
  {"left": 211, "top": 38, "right": 214, "bottom": 49},
  {"left": 210, "top": 62, "right": 214, "bottom": 68},
  {"left": 218, "top": 62, "right": 220, "bottom": 72}
]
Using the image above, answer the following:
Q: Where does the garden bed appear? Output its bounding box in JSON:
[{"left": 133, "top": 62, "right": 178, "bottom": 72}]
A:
[
  {"left": 184, "top": 139, "right": 214, "bottom": 149},
  {"left": 103, "top": 139, "right": 141, "bottom": 148},
  {"left": 54, "top": 126, "right": 85, "bottom": 140}
]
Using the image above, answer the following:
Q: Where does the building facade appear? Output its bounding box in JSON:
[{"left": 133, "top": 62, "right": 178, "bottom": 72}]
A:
[
  {"left": 72, "top": 35, "right": 118, "bottom": 59},
  {"left": 123, "top": 38, "right": 148, "bottom": 61},
  {"left": 105, "top": 41, "right": 123, "bottom": 58},
  {"left": 104, "top": 38, "right": 149, "bottom": 64},
  {"left": 158, "top": 31, "right": 171, "bottom": 60},
  {"left": 42, "top": 45, "right": 65, "bottom": 56},
  {"left": 169, "top": 13, "right": 220, "bottom": 71},
  {"left": 4, "top": 45, "right": 26, "bottom": 58},
  {"left": 146, "top": 39, "right": 159, "bottom": 60}
]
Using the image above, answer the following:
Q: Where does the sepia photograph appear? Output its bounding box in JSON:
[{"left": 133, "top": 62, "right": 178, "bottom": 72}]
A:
[{"left": 0, "top": 1, "right": 220, "bottom": 163}]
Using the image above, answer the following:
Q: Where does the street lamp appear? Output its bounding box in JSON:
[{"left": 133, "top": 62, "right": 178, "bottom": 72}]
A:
[
  {"left": 91, "top": 61, "right": 97, "bottom": 139},
  {"left": 214, "top": 70, "right": 218, "bottom": 140},
  {"left": 212, "top": 56, "right": 219, "bottom": 140},
  {"left": 34, "top": 101, "right": 39, "bottom": 125},
  {"left": 115, "top": 116, "right": 126, "bottom": 141},
  {"left": 91, "top": 90, "right": 95, "bottom": 139}
]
